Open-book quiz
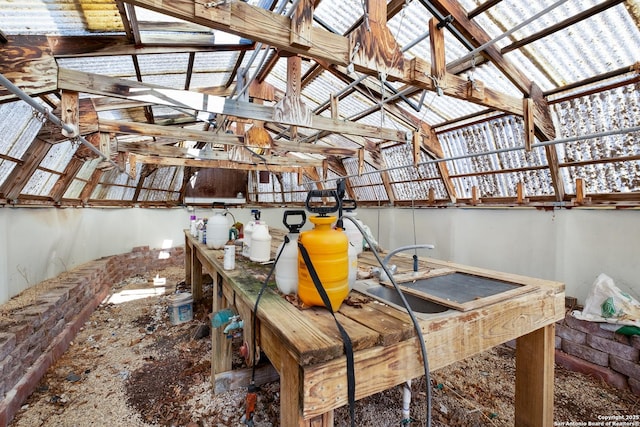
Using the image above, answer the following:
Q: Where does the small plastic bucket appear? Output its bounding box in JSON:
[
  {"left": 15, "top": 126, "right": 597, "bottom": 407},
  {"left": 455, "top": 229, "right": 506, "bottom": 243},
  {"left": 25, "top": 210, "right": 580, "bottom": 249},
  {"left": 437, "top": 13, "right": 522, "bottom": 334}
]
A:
[{"left": 167, "top": 292, "right": 193, "bottom": 325}]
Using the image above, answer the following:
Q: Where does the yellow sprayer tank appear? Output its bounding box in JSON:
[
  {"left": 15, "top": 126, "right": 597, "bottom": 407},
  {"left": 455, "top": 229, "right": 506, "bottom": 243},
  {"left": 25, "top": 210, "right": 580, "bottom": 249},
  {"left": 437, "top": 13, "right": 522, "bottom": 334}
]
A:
[{"left": 297, "top": 215, "right": 349, "bottom": 312}]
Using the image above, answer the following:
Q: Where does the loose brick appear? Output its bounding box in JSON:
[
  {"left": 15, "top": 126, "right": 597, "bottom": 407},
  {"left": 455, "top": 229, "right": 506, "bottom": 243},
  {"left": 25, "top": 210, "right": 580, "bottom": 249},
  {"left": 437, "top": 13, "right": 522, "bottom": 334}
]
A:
[
  {"left": 629, "top": 377, "right": 640, "bottom": 395},
  {"left": 555, "top": 336, "right": 562, "bottom": 349},
  {"left": 610, "top": 355, "right": 640, "bottom": 380},
  {"left": 556, "top": 350, "right": 629, "bottom": 390},
  {"left": 0, "top": 354, "right": 13, "bottom": 378},
  {"left": 614, "top": 333, "right": 631, "bottom": 346},
  {"left": 563, "top": 314, "right": 601, "bottom": 334},
  {"left": 587, "top": 334, "right": 639, "bottom": 361},
  {"left": 631, "top": 335, "right": 640, "bottom": 350},
  {"left": 0, "top": 333, "right": 16, "bottom": 360},
  {"left": 556, "top": 323, "right": 587, "bottom": 344},
  {"left": 562, "top": 340, "right": 609, "bottom": 366}
]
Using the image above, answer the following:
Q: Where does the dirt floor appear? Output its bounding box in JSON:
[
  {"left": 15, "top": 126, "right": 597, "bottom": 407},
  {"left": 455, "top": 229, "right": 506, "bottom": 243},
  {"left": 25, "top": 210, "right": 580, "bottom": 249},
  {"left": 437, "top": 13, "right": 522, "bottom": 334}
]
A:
[{"left": 5, "top": 265, "right": 640, "bottom": 427}]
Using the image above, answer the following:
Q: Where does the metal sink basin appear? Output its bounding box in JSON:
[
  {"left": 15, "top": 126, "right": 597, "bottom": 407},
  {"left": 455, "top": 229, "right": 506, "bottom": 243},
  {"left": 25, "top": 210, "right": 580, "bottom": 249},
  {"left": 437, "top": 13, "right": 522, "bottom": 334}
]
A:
[
  {"left": 355, "top": 270, "right": 535, "bottom": 314},
  {"left": 353, "top": 281, "right": 451, "bottom": 315}
]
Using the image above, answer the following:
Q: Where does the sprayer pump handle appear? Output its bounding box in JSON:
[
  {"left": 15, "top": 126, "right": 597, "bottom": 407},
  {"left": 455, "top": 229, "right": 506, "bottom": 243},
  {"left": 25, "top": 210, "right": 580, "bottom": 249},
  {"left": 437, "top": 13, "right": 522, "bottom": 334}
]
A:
[
  {"left": 305, "top": 189, "right": 340, "bottom": 215},
  {"left": 283, "top": 210, "right": 306, "bottom": 232}
]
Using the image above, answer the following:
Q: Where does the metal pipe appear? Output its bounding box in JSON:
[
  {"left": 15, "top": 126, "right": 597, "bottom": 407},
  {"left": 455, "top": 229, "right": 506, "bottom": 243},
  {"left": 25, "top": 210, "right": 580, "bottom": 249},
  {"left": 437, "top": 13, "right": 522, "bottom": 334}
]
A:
[
  {"left": 382, "top": 244, "right": 435, "bottom": 267},
  {"left": 0, "top": 73, "right": 124, "bottom": 172},
  {"left": 309, "top": 124, "right": 640, "bottom": 184},
  {"left": 233, "top": 0, "right": 300, "bottom": 99}
]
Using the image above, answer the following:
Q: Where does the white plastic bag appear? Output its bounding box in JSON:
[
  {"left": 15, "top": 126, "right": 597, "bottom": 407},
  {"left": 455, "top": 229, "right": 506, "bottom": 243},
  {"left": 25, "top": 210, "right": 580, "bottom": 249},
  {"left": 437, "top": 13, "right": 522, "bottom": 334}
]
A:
[{"left": 579, "top": 273, "right": 640, "bottom": 323}]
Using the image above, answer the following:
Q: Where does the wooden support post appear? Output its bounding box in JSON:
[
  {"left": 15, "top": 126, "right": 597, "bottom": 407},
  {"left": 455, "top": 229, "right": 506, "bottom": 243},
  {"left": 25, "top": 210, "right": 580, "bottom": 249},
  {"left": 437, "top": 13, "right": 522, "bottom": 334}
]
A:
[
  {"left": 428, "top": 187, "right": 435, "bottom": 204},
  {"left": 358, "top": 149, "right": 364, "bottom": 176},
  {"left": 412, "top": 131, "right": 420, "bottom": 167},
  {"left": 192, "top": 250, "right": 203, "bottom": 301},
  {"left": 524, "top": 97, "right": 535, "bottom": 152},
  {"left": 516, "top": 181, "right": 529, "bottom": 204},
  {"left": 322, "top": 159, "right": 328, "bottom": 181},
  {"left": 515, "top": 324, "right": 555, "bottom": 427},
  {"left": 330, "top": 93, "right": 339, "bottom": 120},
  {"left": 471, "top": 185, "right": 480, "bottom": 205},
  {"left": 211, "top": 272, "right": 232, "bottom": 391},
  {"left": 290, "top": 0, "right": 313, "bottom": 48},
  {"left": 429, "top": 18, "right": 446, "bottom": 80},
  {"left": 128, "top": 153, "right": 137, "bottom": 179},
  {"left": 184, "top": 233, "right": 193, "bottom": 289},
  {"left": 575, "top": 178, "right": 588, "bottom": 204},
  {"left": 61, "top": 90, "right": 80, "bottom": 138}
]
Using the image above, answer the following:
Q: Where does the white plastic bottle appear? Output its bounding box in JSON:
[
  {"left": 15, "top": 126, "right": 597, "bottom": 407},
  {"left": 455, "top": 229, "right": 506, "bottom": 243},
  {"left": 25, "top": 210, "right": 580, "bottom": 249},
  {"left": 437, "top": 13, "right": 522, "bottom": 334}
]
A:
[
  {"left": 348, "top": 241, "right": 358, "bottom": 290},
  {"left": 343, "top": 210, "right": 363, "bottom": 255},
  {"left": 275, "top": 210, "right": 306, "bottom": 294},
  {"left": 207, "top": 210, "right": 230, "bottom": 249},
  {"left": 189, "top": 214, "right": 197, "bottom": 237},
  {"left": 242, "top": 219, "right": 254, "bottom": 258},
  {"left": 250, "top": 221, "right": 272, "bottom": 262}
]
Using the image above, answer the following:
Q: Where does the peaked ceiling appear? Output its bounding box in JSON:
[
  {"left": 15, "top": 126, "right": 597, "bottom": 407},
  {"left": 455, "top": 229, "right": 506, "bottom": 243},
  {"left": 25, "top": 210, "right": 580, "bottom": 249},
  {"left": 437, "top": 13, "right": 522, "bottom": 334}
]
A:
[{"left": 0, "top": 0, "right": 639, "bottom": 208}]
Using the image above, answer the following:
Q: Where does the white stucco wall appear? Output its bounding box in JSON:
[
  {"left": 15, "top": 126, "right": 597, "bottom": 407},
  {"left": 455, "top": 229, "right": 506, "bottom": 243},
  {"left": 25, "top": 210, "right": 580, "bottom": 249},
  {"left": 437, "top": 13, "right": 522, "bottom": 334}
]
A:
[
  {"left": 354, "top": 207, "right": 640, "bottom": 304},
  {"left": 0, "top": 207, "right": 188, "bottom": 304},
  {"left": 1, "top": 206, "right": 638, "bottom": 305}
]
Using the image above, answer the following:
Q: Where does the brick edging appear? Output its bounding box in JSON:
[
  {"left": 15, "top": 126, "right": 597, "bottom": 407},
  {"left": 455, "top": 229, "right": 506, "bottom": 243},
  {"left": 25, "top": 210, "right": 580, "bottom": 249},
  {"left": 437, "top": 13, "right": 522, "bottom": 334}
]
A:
[{"left": 0, "top": 246, "right": 184, "bottom": 427}]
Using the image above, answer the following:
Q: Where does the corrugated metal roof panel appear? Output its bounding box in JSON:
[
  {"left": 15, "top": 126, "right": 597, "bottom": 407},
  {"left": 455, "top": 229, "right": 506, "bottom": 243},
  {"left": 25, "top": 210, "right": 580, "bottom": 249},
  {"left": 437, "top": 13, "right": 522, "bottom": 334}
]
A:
[{"left": 0, "top": 0, "right": 121, "bottom": 35}]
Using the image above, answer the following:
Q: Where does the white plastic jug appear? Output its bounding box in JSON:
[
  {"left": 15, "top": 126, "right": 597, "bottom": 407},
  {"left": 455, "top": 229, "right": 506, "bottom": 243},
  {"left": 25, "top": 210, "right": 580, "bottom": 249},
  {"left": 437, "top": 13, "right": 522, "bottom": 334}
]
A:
[
  {"left": 343, "top": 210, "right": 364, "bottom": 255},
  {"left": 250, "top": 221, "right": 272, "bottom": 262},
  {"left": 348, "top": 241, "right": 358, "bottom": 290},
  {"left": 207, "top": 209, "right": 229, "bottom": 249},
  {"left": 242, "top": 219, "right": 255, "bottom": 258},
  {"left": 275, "top": 210, "right": 306, "bottom": 295}
]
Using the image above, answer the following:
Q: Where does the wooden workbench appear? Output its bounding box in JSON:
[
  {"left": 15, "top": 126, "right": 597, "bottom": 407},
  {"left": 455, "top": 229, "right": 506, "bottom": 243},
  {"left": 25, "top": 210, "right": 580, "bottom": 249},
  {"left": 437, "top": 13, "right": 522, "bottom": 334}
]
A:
[{"left": 184, "top": 230, "right": 565, "bottom": 427}]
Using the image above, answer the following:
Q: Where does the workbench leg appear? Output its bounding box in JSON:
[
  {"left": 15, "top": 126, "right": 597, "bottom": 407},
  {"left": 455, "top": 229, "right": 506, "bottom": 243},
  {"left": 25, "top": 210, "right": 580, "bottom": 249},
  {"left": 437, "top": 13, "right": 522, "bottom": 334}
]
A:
[
  {"left": 191, "top": 251, "right": 203, "bottom": 301},
  {"left": 515, "top": 324, "right": 555, "bottom": 427},
  {"left": 184, "top": 234, "right": 192, "bottom": 289},
  {"left": 211, "top": 273, "right": 232, "bottom": 392},
  {"left": 279, "top": 348, "right": 334, "bottom": 427}
]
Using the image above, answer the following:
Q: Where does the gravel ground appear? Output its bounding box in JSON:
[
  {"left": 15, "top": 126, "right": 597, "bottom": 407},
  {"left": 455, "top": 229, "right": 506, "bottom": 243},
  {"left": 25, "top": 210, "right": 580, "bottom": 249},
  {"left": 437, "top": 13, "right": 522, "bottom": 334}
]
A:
[{"left": 6, "top": 266, "right": 640, "bottom": 426}]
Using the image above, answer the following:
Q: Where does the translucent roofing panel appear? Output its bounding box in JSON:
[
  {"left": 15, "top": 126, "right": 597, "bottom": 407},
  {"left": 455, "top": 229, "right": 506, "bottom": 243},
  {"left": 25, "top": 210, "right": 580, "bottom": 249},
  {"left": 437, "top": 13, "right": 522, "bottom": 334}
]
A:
[
  {"left": 343, "top": 158, "right": 388, "bottom": 202},
  {"left": 142, "top": 73, "right": 188, "bottom": 90},
  {"left": 22, "top": 170, "right": 58, "bottom": 196},
  {"left": 563, "top": 162, "right": 640, "bottom": 194},
  {"left": 314, "top": 0, "right": 362, "bottom": 34},
  {"left": 277, "top": 172, "right": 309, "bottom": 203},
  {"left": 0, "top": 0, "right": 121, "bottom": 35},
  {"left": 383, "top": 144, "right": 449, "bottom": 200},
  {"left": 62, "top": 158, "right": 100, "bottom": 200},
  {"left": 458, "top": 1, "right": 640, "bottom": 92},
  {"left": 137, "top": 53, "right": 190, "bottom": 75},
  {"left": 40, "top": 140, "right": 77, "bottom": 173},
  {"left": 553, "top": 82, "right": 640, "bottom": 194},
  {"left": 0, "top": 101, "right": 43, "bottom": 158},
  {"left": 91, "top": 183, "right": 135, "bottom": 201},
  {"left": 438, "top": 115, "right": 554, "bottom": 197},
  {"left": 57, "top": 56, "right": 136, "bottom": 78}
]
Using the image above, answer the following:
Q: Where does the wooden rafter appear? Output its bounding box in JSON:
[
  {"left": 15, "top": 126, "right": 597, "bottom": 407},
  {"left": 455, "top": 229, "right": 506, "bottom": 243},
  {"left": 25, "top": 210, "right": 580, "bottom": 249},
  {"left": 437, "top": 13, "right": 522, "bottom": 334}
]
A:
[
  {"left": 121, "top": 0, "right": 540, "bottom": 124},
  {"left": 59, "top": 68, "right": 409, "bottom": 143}
]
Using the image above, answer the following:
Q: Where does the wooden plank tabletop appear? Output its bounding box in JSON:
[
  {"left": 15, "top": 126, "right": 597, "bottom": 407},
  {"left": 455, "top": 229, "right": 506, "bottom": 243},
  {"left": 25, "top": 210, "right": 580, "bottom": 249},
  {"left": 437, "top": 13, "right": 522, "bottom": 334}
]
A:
[{"left": 189, "top": 228, "right": 564, "bottom": 367}]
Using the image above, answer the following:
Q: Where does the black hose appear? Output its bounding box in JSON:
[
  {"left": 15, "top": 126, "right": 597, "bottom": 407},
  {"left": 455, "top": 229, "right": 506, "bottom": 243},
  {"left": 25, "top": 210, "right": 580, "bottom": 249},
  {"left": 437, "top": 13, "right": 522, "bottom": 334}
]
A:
[{"left": 342, "top": 216, "right": 432, "bottom": 427}]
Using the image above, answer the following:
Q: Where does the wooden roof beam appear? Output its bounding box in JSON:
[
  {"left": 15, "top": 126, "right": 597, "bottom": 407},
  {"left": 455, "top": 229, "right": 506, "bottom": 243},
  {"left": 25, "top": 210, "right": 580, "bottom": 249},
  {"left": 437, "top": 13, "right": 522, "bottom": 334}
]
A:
[
  {"left": 60, "top": 68, "right": 408, "bottom": 143},
  {"left": 121, "top": 0, "right": 529, "bottom": 118},
  {"left": 426, "top": 0, "right": 556, "bottom": 142}
]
